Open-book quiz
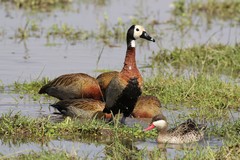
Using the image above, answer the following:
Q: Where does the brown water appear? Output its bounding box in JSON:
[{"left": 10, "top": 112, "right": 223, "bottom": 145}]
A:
[{"left": 0, "top": 0, "right": 239, "bottom": 158}]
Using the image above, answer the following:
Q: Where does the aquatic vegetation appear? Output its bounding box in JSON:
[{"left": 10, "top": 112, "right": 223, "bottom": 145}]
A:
[
  {"left": 209, "top": 118, "right": 240, "bottom": 138},
  {"left": 0, "top": 112, "right": 239, "bottom": 159},
  {"left": 14, "top": 20, "right": 41, "bottom": 40},
  {"left": 2, "top": 143, "right": 164, "bottom": 159},
  {"left": 144, "top": 74, "right": 240, "bottom": 119},
  {"left": 171, "top": 0, "right": 240, "bottom": 26},
  {"left": 0, "top": 80, "right": 4, "bottom": 92},
  {"left": 190, "top": 0, "right": 240, "bottom": 22},
  {"left": 4, "top": 150, "right": 78, "bottom": 160},
  {"left": 6, "top": 71, "right": 240, "bottom": 121},
  {"left": 97, "top": 16, "right": 127, "bottom": 45},
  {"left": 46, "top": 24, "right": 91, "bottom": 43},
  {"left": 215, "top": 143, "right": 240, "bottom": 160},
  {"left": 0, "top": 112, "right": 156, "bottom": 141},
  {"left": 151, "top": 44, "right": 240, "bottom": 78},
  {"left": 0, "top": 0, "right": 73, "bottom": 12},
  {"left": 183, "top": 119, "right": 240, "bottom": 159},
  {"left": 0, "top": 113, "right": 158, "bottom": 158},
  {"left": 0, "top": 0, "right": 239, "bottom": 158},
  {"left": 8, "top": 77, "right": 50, "bottom": 101}
]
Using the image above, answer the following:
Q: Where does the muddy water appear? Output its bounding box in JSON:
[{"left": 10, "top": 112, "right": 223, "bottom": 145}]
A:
[{"left": 0, "top": 0, "right": 239, "bottom": 158}]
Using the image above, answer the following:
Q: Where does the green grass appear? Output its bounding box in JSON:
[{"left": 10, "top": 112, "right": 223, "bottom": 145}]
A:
[
  {"left": 0, "top": 112, "right": 157, "bottom": 142},
  {"left": 143, "top": 73, "right": 240, "bottom": 120},
  {"left": 181, "top": 119, "right": 240, "bottom": 160},
  {"left": 190, "top": 0, "right": 240, "bottom": 22},
  {"left": 0, "top": 112, "right": 239, "bottom": 159},
  {"left": 172, "top": 0, "right": 240, "bottom": 23},
  {"left": 7, "top": 77, "right": 50, "bottom": 101},
  {"left": 151, "top": 44, "right": 240, "bottom": 78},
  {"left": 144, "top": 74, "right": 240, "bottom": 109},
  {"left": 1, "top": 6, "right": 158, "bottom": 44},
  {"left": 0, "top": 0, "right": 73, "bottom": 12},
  {"left": 14, "top": 20, "right": 41, "bottom": 40},
  {"left": 4, "top": 69, "right": 240, "bottom": 120},
  {"left": 46, "top": 24, "right": 91, "bottom": 43},
  {"left": 2, "top": 150, "right": 78, "bottom": 160}
]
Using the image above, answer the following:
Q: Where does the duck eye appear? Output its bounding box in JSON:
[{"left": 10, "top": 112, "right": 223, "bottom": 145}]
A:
[{"left": 136, "top": 28, "right": 139, "bottom": 31}]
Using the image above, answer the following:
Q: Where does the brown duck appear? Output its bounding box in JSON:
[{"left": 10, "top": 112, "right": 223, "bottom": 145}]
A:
[
  {"left": 132, "top": 95, "right": 161, "bottom": 118},
  {"left": 103, "top": 25, "right": 155, "bottom": 124},
  {"left": 144, "top": 114, "right": 207, "bottom": 144},
  {"left": 50, "top": 95, "right": 161, "bottom": 120},
  {"left": 51, "top": 98, "right": 111, "bottom": 119},
  {"left": 97, "top": 72, "right": 162, "bottom": 118},
  {"left": 39, "top": 73, "right": 103, "bottom": 101}
]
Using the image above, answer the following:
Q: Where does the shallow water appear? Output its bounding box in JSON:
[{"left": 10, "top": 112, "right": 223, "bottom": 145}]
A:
[
  {"left": 0, "top": 112, "right": 224, "bottom": 159},
  {"left": 0, "top": 91, "right": 229, "bottom": 159},
  {"left": 0, "top": 0, "right": 239, "bottom": 158},
  {"left": 0, "top": 0, "right": 240, "bottom": 84},
  {"left": 0, "top": 120, "right": 224, "bottom": 159},
  {"left": 0, "top": 139, "right": 106, "bottom": 159}
]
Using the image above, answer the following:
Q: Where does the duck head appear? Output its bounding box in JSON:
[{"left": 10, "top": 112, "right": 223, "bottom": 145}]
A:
[
  {"left": 144, "top": 114, "right": 168, "bottom": 131},
  {"left": 127, "top": 25, "right": 155, "bottom": 47}
]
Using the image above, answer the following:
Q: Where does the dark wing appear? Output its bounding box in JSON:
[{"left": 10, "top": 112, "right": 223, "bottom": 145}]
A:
[{"left": 104, "top": 77, "right": 125, "bottom": 111}]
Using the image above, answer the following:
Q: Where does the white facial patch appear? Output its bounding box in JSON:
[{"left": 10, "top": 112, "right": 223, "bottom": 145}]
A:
[
  {"left": 128, "top": 66, "right": 132, "bottom": 70},
  {"left": 153, "top": 120, "right": 167, "bottom": 129},
  {"left": 133, "top": 25, "right": 145, "bottom": 39}
]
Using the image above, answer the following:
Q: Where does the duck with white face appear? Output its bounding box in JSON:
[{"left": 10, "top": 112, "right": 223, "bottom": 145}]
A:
[
  {"left": 103, "top": 25, "right": 155, "bottom": 124},
  {"left": 144, "top": 114, "right": 207, "bottom": 144},
  {"left": 127, "top": 25, "right": 155, "bottom": 48},
  {"left": 39, "top": 24, "right": 155, "bottom": 125}
]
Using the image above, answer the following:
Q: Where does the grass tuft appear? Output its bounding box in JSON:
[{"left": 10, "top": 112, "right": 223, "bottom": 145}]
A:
[
  {"left": 0, "top": 0, "right": 73, "bottom": 12},
  {"left": 143, "top": 74, "right": 240, "bottom": 120},
  {"left": 151, "top": 44, "right": 240, "bottom": 78}
]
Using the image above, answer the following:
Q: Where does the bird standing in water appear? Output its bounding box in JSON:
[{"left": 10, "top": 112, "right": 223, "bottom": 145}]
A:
[{"left": 103, "top": 25, "right": 155, "bottom": 124}]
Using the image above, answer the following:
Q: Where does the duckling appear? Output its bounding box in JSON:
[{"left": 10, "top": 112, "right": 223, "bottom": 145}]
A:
[
  {"left": 103, "top": 25, "right": 155, "bottom": 124},
  {"left": 144, "top": 114, "right": 207, "bottom": 144}
]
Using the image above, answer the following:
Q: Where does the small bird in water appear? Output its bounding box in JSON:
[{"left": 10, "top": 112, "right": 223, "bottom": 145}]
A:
[{"left": 144, "top": 114, "right": 207, "bottom": 144}]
